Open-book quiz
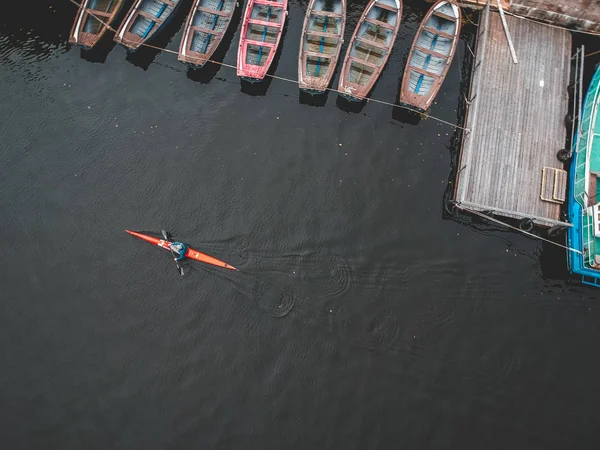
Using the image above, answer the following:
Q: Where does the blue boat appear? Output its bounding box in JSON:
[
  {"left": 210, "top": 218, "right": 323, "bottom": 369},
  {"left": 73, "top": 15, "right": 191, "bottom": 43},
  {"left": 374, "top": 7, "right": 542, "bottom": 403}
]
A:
[{"left": 567, "top": 65, "right": 600, "bottom": 287}]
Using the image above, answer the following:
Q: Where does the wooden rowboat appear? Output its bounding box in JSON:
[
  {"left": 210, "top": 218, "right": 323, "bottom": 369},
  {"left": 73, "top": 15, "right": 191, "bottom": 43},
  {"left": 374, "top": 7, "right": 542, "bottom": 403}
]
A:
[
  {"left": 399, "top": 0, "right": 461, "bottom": 112},
  {"left": 114, "top": 0, "right": 183, "bottom": 51},
  {"left": 338, "top": 0, "right": 402, "bottom": 102},
  {"left": 298, "top": 0, "right": 346, "bottom": 94},
  {"left": 178, "top": 0, "right": 238, "bottom": 68},
  {"left": 69, "top": 0, "right": 125, "bottom": 49},
  {"left": 237, "top": 0, "right": 288, "bottom": 82}
]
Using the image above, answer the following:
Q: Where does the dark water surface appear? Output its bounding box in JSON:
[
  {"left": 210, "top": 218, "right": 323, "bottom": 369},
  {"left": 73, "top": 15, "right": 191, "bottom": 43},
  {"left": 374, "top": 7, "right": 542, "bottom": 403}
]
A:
[{"left": 2, "top": 1, "right": 600, "bottom": 448}]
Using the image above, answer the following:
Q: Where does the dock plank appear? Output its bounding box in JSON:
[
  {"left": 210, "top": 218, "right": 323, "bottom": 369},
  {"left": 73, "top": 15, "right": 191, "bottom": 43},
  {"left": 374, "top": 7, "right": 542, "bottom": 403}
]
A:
[{"left": 454, "top": 12, "right": 571, "bottom": 227}]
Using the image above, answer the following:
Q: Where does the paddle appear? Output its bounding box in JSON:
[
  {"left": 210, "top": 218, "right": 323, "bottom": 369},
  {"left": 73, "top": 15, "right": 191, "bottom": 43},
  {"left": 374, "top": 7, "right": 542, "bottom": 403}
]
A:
[{"left": 162, "top": 229, "right": 185, "bottom": 277}]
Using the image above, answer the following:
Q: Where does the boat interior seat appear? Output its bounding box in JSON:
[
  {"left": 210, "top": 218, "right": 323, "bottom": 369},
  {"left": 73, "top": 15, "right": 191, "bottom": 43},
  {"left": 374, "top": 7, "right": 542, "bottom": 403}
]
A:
[
  {"left": 305, "top": 35, "right": 339, "bottom": 55},
  {"left": 141, "top": 0, "right": 171, "bottom": 19},
  {"left": 191, "top": 30, "right": 214, "bottom": 53},
  {"left": 308, "top": 15, "right": 342, "bottom": 34},
  {"left": 419, "top": 30, "right": 452, "bottom": 56},
  {"left": 366, "top": 6, "right": 397, "bottom": 27},
  {"left": 306, "top": 56, "right": 331, "bottom": 77},
  {"left": 193, "top": 12, "right": 228, "bottom": 33},
  {"left": 348, "top": 62, "right": 374, "bottom": 86},
  {"left": 201, "top": 0, "right": 234, "bottom": 12},
  {"left": 425, "top": 15, "right": 456, "bottom": 35},
  {"left": 131, "top": 16, "right": 155, "bottom": 37},
  {"left": 410, "top": 49, "right": 445, "bottom": 76},
  {"left": 246, "top": 44, "right": 271, "bottom": 66},
  {"left": 251, "top": 5, "right": 283, "bottom": 23},
  {"left": 351, "top": 42, "right": 386, "bottom": 65},
  {"left": 408, "top": 70, "right": 434, "bottom": 95},
  {"left": 359, "top": 23, "right": 393, "bottom": 47}
]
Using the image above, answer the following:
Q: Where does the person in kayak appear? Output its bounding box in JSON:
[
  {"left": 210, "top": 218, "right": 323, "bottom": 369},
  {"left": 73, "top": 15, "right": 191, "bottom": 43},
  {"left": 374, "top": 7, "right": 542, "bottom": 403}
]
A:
[{"left": 169, "top": 242, "right": 188, "bottom": 261}]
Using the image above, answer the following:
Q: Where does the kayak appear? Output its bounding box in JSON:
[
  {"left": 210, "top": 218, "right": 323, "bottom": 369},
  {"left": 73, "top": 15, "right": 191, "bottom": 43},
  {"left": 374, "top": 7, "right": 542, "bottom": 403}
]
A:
[{"left": 126, "top": 230, "right": 237, "bottom": 271}]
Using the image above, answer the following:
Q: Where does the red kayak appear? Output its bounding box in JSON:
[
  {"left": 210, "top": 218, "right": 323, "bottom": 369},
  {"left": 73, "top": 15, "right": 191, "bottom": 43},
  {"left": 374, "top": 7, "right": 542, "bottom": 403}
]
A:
[{"left": 126, "top": 230, "right": 237, "bottom": 271}]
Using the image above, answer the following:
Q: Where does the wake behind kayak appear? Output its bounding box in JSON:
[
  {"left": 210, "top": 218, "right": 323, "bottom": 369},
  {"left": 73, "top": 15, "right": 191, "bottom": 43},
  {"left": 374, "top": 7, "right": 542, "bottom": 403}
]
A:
[{"left": 126, "top": 230, "right": 238, "bottom": 272}]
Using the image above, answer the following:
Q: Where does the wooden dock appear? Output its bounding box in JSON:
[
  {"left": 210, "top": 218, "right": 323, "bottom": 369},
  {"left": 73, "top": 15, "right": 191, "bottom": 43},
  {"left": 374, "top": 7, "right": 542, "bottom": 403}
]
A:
[{"left": 453, "top": 8, "right": 572, "bottom": 228}]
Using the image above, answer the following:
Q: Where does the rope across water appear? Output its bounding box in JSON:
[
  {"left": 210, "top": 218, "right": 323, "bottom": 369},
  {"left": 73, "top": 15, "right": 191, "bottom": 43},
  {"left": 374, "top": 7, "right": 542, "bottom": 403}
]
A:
[{"left": 452, "top": 203, "right": 582, "bottom": 255}]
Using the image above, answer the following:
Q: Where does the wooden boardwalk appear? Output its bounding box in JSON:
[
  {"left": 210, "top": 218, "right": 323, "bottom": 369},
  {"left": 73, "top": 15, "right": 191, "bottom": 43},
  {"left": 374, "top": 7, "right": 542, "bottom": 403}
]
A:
[{"left": 454, "top": 10, "right": 572, "bottom": 227}]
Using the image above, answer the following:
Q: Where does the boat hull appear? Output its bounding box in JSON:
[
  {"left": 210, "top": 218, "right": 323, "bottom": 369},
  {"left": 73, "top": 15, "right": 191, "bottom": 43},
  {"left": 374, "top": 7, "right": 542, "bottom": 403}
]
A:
[
  {"left": 178, "top": 0, "right": 237, "bottom": 67},
  {"left": 126, "top": 230, "right": 237, "bottom": 270},
  {"left": 114, "top": 0, "right": 183, "bottom": 52},
  {"left": 338, "top": 0, "right": 402, "bottom": 101},
  {"left": 567, "top": 136, "right": 600, "bottom": 286},
  {"left": 566, "top": 64, "right": 600, "bottom": 287},
  {"left": 297, "top": 0, "right": 346, "bottom": 94},
  {"left": 69, "top": 0, "right": 126, "bottom": 49},
  {"left": 340, "top": 93, "right": 364, "bottom": 103},
  {"left": 399, "top": 0, "right": 462, "bottom": 111},
  {"left": 300, "top": 87, "right": 327, "bottom": 96},
  {"left": 241, "top": 76, "right": 263, "bottom": 83},
  {"left": 398, "top": 100, "right": 426, "bottom": 114},
  {"left": 237, "top": 0, "right": 288, "bottom": 81}
]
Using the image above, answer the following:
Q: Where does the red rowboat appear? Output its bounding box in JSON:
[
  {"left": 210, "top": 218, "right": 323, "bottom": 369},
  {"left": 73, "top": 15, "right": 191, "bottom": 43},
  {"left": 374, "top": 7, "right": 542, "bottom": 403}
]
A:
[
  {"left": 126, "top": 230, "right": 237, "bottom": 270},
  {"left": 237, "top": 0, "right": 288, "bottom": 82}
]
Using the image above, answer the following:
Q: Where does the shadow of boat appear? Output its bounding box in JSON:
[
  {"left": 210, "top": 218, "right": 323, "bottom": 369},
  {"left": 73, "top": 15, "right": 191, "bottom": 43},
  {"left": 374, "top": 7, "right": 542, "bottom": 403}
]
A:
[
  {"left": 335, "top": 95, "right": 366, "bottom": 114},
  {"left": 392, "top": 104, "right": 423, "bottom": 125},
  {"left": 299, "top": 90, "right": 329, "bottom": 107},
  {"left": 80, "top": 31, "right": 118, "bottom": 63}
]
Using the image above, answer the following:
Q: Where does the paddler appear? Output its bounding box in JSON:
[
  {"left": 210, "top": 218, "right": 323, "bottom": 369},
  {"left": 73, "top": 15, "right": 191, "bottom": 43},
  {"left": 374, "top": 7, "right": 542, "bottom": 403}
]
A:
[{"left": 169, "top": 242, "right": 188, "bottom": 261}]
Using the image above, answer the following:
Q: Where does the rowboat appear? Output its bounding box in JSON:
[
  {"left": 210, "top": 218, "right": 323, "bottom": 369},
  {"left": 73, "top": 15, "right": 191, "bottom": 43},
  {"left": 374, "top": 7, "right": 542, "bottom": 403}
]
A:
[
  {"left": 298, "top": 0, "right": 346, "bottom": 94},
  {"left": 114, "top": 0, "right": 182, "bottom": 51},
  {"left": 399, "top": 0, "right": 461, "bottom": 112},
  {"left": 126, "top": 230, "right": 237, "bottom": 270},
  {"left": 338, "top": 0, "right": 402, "bottom": 102},
  {"left": 237, "top": 0, "right": 288, "bottom": 82},
  {"left": 178, "top": 0, "right": 237, "bottom": 68},
  {"left": 69, "top": 0, "right": 126, "bottom": 49}
]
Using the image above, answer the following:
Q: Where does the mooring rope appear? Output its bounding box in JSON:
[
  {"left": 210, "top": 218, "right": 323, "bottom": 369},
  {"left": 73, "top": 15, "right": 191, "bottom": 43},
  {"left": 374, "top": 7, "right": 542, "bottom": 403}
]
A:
[
  {"left": 453, "top": 203, "right": 583, "bottom": 255},
  {"left": 585, "top": 49, "right": 600, "bottom": 59},
  {"left": 66, "top": 0, "right": 470, "bottom": 132}
]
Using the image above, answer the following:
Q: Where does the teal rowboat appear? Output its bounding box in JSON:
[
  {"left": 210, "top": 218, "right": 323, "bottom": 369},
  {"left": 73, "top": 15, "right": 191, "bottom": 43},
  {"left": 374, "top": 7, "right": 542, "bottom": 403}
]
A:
[{"left": 567, "top": 65, "right": 600, "bottom": 287}]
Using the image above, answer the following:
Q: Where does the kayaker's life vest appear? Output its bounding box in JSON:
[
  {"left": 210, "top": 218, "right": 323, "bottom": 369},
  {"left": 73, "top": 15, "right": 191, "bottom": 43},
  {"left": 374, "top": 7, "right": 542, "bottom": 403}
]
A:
[{"left": 170, "top": 242, "right": 188, "bottom": 261}]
